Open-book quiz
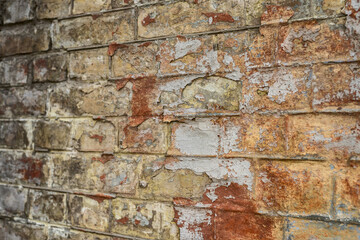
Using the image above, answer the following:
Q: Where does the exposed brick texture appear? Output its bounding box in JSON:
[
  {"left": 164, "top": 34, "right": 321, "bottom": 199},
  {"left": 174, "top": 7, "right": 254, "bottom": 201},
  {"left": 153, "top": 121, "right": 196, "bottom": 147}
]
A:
[{"left": 0, "top": 0, "right": 360, "bottom": 239}]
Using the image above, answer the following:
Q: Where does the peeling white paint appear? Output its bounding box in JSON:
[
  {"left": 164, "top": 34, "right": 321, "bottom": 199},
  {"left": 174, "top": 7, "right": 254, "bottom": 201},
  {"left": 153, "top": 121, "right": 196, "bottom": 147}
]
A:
[{"left": 174, "top": 39, "right": 201, "bottom": 59}]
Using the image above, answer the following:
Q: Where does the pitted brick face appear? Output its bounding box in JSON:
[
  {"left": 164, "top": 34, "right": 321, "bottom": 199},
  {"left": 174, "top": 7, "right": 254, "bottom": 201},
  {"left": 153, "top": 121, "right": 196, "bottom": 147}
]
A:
[{"left": 1, "top": 0, "right": 360, "bottom": 239}]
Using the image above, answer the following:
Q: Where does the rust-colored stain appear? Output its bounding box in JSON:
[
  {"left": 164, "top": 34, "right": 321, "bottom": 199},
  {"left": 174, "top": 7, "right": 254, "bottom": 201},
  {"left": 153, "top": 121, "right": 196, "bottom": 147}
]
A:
[
  {"left": 116, "top": 216, "right": 129, "bottom": 224},
  {"left": 91, "top": 153, "right": 115, "bottom": 164},
  {"left": 142, "top": 15, "right": 156, "bottom": 26},
  {"left": 19, "top": 157, "right": 43, "bottom": 181},
  {"left": 76, "top": 193, "right": 115, "bottom": 203},
  {"left": 90, "top": 134, "right": 104, "bottom": 143},
  {"left": 343, "top": 178, "right": 360, "bottom": 207},
  {"left": 91, "top": 14, "right": 102, "bottom": 20},
  {"left": 202, "top": 13, "right": 235, "bottom": 24},
  {"left": 108, "top": 42, "right": 128, "bottom": 56}
]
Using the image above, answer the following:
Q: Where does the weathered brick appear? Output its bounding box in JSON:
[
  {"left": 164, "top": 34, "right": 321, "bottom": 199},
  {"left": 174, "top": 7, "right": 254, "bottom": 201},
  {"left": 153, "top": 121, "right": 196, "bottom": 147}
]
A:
[
  {"left": 246, "top": 26, "right": 278, "bottom": 67},
  {"left": 73, "top": 0, "right": 111, "bottom": 14},
  {"left": 284, "top": 218, "right": 360, "bottom": 239},
  {"left": 335, "top": 165, "right": 360, "bottom": 221},
  {"left": 33, "top": 53, "right": 68, "bottom": 83},
  {"left": 256, "top": 161, "right": 332, "bottom": 215},
  {"left": 220, "top": 116, "right": 286, "bottom": 157},
  {"left": 286, "top": 114, "right": 360, "bottom": 158},
  {"left": 240, "top": 66, "right": 311, "bottom": 113},
  {"left": 49, "top": 227, "right": 112, "bottom": 240},
  {"left": 29, "top": 190, "right": 66, "bottom": 223},
  {"left": 0, "top": 185, "right": 28, "bottom": 217},
  {"left": 214, "top": 211, "right": 283, "bottom": 240},
  {"left": 0, "top": 57, "right": 30, "bottom": 86},
  {"left": 138, "top": 1, "right": 246, "bottom": 39},
  {"left": 36, "top": 0, "right": 71, "bottom": 19},
  {"left": 0, "top": 151, "right": 48, "bottom": 186},
  {"left": 34, "top": 120, "right": 71, "bottom": 150},
  {"left": 0, "top": 121, "right": 29, "bottom": 149},
  {"left": 49, "top": 82, "right": 131, "bottom": 117},
  {"left": 119, "top": 117, "right": 169, "bottom": 154},
  {"left": 69, "top": 48, "right": 109, "bottom": 81},
  {"left": 168, "top": 118, "right": 221, "bottom": 156},
  {"left": 0, "top": 220, "right": 47, "bottom": 240},
  {"left": 245, "top": 0, "right": 311, "bottom": 26},
  {"left": 311, "top": 0, "right": 345, "bottom": 18},
  {"left": 49, "top": 152, "right": 152, "bottom": 195},
  {"left": 73, "top": 119, "right": 118, "bottom": 152},
  {"left": 2, "top": 0, "right": 34, "bottom": 24},
  {"left": 277, "top": 19, "right": 354, "bottom": 64},
  {"left": 160, "top": 76, "right": 241, "bottom": 116},
  {"left": 139, "top": 157, "right": 211, "bottom": 201},
  {"left": 0, "top": 88, "right": 46, "bottom": 118},
  {"left": 312, "top": 63, "right": 360, "bottom": 112},
  {"left": 111, "top": 198, "right": 178, "bottom": 239},
  {"left": 174, "top": 207, "right": 214, "bottom": 240},
  {"left": 0, "top": 23, "right": 50, "bottom": 56},
  {"left": 111, "top": 42, "right": 158, "bottom": 79},
  {"left": 68, "top": 195, "right": 110, "bottom": 231},
  {"left": 157, "top": 35, "right": 217, "bottom": 76},
  {"left": 53, "top": 11, "right": 135, "bottom": 49}
]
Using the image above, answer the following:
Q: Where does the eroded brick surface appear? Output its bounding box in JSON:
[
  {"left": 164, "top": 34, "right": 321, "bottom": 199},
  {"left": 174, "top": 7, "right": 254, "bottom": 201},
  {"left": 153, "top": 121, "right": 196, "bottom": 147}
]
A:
[{"left": 1, "top": 0, "right": 360, "bottom": 239}]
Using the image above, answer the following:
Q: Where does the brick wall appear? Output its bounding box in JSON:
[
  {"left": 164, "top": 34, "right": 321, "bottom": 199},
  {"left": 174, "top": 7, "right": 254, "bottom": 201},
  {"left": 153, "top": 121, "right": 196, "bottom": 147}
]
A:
[{"left": 0, "top": 0, "right": 360, "bottom": 239}]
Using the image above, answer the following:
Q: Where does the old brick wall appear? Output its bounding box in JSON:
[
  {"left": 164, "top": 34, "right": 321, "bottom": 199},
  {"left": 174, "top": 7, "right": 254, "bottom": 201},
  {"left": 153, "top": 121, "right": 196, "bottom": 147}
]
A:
[{"left": 0, "top": 0, "right": 360, "bottom": 239}]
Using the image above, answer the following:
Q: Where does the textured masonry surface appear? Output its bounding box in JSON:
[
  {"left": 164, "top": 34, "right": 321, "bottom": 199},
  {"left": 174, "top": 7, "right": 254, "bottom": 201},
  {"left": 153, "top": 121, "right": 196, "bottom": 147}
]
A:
[{"left": 1, "top": 0, "right": 360, "bottom": 239}]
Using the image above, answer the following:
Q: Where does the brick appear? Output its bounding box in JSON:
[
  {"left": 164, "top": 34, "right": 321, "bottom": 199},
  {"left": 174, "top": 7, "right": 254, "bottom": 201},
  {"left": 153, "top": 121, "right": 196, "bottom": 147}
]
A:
[
  {"left": 160, "top": 76, "right": 241, "bottom": 116},
  {"left": 220, "top": 116, "right": 286, "bottom": 157},
  {"left": 69, "top": 48, "right": 110, "bottom": 81},
  {"left": 36, "top": 0, "right": 71, "bottom": 19},
  {"left": 73, "top": 0, "right": 111, "bottom": 14},
  {"left": 29, "top": 190, "right": 66, "bottom": 223},
  {"left": 119, "top": 117, "right": 169, "bottom": 154},
  {"left": 73, "top": 118, "right": 118, "bottom": 152},
  {"left": 0, "top": 57, "right": 30, "bottom": 86},
  {"left": 0, "top": 23, "right": 50, "bottom": 56},
  {"left": 246, "top": 26, "right": 278, "bottom": 67},
  {"left": 0, "top": 185, "right": 28, "bottom": 217},
  {"left": 0, "top": 88, "right": 46, "bottom": 118},
  {"left": 214, "top": 211, "right": 283, "bottom": 240},
  {"left": 256, "top": 161, "right": 332, "bottom": 215},
  {"left": 174, "top": 207, "right": 214, "bottom": 240},
  {"left": 139, "top": 162, "right": 211, "bottom": 200},
  {"left": 168, "top": 118, "right": 221, "bottom": 156},
  {"left": 312, "top": 63, "right": 360, "bottom": 112},
  {"left": 138, "top": 1, "right": 246, "bottom": 39},
  {"left": 49, "top": 82, "right": 131, "bottom": 117},
  {"left": 69, "top": 195, "right": 110, "bottom": 231},
  {"left": 111, "top": 42, "right": 158, "bottom": 79},
  {"left": 168, "top": 157, "right": 255, "bottom": 212},
  {"left": 284, "top": 218, "right": 360, "bottom": 239},
  {"left": 245, "top": 0, "right": 311, "bottom": 26},
  {"left": 335, "top": 165, "right": 360, "bottom": 220},
  {"left": 49, "top": 227, "right": 112, "bottom": 240},
  {"left": 0, "top": 151, "right": 48, "bottom": 186},
  {"left": 53, "top": 11, "right": 135, "bottom": 49},
  {"left": 0, "top": 121, "right": 29, "bottom": 149},
  {"left": 311, "top": 0, "right": 345, "bottom": 18},
  {"left": 240, "top": 66, "right": 311, "bottom": 113},
  {"left": 116, "top": 77, "right": 163, "bottom": 118},
  {"left": 34, "top": 120, "right": 71, "bottom": 150},
  {"left": 277, "top": 19, "right": 354, "bottom": 64},
  {"left": 33, "top": 53, "right": 68, "bottom": 83},
  {"left": 0, "top": 220, "right": 47, "bottom": 240},
  {"left": 2, "top": 0, "right": 34, "bottom": 24},
  {"left": 49, "top": 152, "right": 148, "bottom": 194},
  {"left": 111, "top": 198, "right": 178, "bottom": 239},
  {"left": 157, "top": 35, "right": 217, "bottom": 76},
  {"left": 286, "top": 114, "right": 360, "bottom": 158}
]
